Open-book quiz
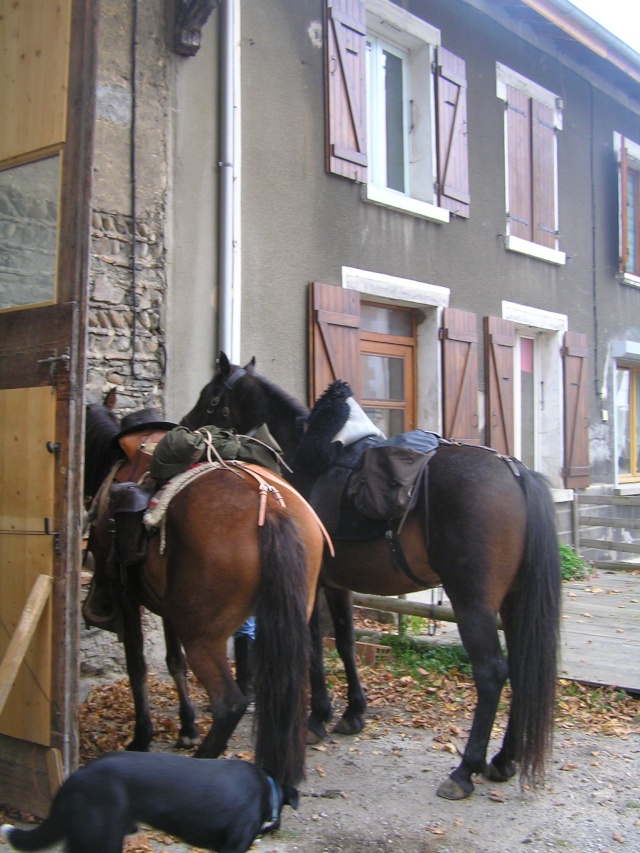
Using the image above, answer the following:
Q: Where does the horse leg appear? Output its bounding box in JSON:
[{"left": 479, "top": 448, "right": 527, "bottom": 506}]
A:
[
  {"left": 182, "top": 638, "right": 247, "bottom": 758},
  {"left": 485, "top": 596, "right": 518, "bottom": 783},
  {"left": 324, "top": 587, "right": 367, "bottom": 736},
  {"left": 436, "top": 604, "right": 509, "bottom": 800},
  {"left": 307, "top": 591, "right": 333, "bottom": 743},
  {"left": 119, "top": 597, "right": 153, "bottom": 751},
  {"left": 162, "top": 619, "right": 200, "bottom": 749}
]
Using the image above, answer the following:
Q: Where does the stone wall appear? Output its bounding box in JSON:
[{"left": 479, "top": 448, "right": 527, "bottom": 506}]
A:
[
  {"left": 87, "top": 210, "right": 167, "bottom": 412},
  {"left": 87, "top": 0, "right": 172, "bottom": 417}
]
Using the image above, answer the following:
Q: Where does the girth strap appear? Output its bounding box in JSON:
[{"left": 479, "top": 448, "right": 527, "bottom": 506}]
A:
[{"left": 385, "top": 527, "right": 432, "bottom": 587}]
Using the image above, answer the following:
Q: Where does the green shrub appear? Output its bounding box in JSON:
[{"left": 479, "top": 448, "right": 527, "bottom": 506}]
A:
[{"left": 558, "top": 542, "right": 592, "bottom": 581}]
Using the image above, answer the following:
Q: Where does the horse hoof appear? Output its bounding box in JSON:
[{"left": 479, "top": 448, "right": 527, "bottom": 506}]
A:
[
  {"left": 175, "top": 734, "right": 200, "bottom": 750},
  {"left": 306, "top": 727, "right": 326, "bottom": 745},
  {"left": 332, "top": 716, "right": 364, "bottom": 736},
  {"left": 125, "top": 741, "right": 150, "bottom": 753},
  {"left": 485, "top": 759, "right": 516, "bottom": 783},
  {"left": 436, "top": 778, "right": 474, "bottom": 800}
]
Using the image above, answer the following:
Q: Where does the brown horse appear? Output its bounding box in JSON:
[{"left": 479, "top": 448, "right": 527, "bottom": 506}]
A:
[
  {"left": 181, "top": 353, "right": 562, "bottom": 800},
  {"left": 85, "top": 404, "right": 325, "bottom": 787}
]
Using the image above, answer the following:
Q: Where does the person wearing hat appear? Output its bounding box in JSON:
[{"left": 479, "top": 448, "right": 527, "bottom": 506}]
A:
[{"left": 111, "top": 408, "right": 178, "bottom": 451}]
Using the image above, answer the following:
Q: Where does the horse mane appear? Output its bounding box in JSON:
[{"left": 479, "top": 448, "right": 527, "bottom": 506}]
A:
[{"left": 239, "top": 371, "right": 309, "bottom": 423}]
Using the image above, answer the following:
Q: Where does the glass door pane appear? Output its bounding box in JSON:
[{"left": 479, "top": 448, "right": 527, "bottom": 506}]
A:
[
  {"left": 616, "top": 368, "right": 630, "bottom": 476},
  {"left": 519, "top": 337, "right": 535, "bottom": 468}
]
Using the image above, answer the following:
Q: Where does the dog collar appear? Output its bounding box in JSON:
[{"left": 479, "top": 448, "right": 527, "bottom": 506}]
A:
[{"left": 261, "top": 773, "right": 280, "bottom": 831}]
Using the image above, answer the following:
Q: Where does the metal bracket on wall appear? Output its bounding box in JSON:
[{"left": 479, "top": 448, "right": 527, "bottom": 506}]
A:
[
  {"left": 172, "top": 0, "right": 219, "bottom": 56},
  {"left": 37, "top": 348, "right": 70, "bottom": 392}
]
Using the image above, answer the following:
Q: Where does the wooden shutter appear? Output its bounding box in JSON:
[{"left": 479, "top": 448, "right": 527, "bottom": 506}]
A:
[
  {"left": 436, "top": 48, "right": 470, "bottom": 218},
  {"left": 308, "top": 282, "right": 361, "bottom": 404},
  {"left": 532, "top": 99, "right": 557, "bottom": 249},
  {"left": 563, "top": 331, "right": 590, "bottom": 489},
  {"left": 506, "top": 85, "right": 532, "bottom": 242},
  {"left": 619, "top": 136, "right": 628, "bottom": 274},
  {"left": 324, "top": 0, "right": 368, "bottom": 181},
  {"left": 484, "top": 317, "right": 515, "bottom": 454},
  {"left": 440, "top": 308, "right": 479, "bottom": 444}
]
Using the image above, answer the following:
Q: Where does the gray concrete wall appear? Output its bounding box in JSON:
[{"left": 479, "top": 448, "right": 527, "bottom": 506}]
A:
[{"left": 237, "top": 0, "right": 640, "bottom": 479}]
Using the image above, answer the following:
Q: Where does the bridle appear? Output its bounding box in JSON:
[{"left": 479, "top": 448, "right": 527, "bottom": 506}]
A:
[{"left": 182, "top": 367, "right": 246, "bottom": 430}]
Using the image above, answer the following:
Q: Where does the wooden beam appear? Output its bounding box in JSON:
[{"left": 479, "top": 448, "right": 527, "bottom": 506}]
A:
[
  {"left": 352, "top": 592, "right": 503, "bottom": 629},
  {"left": 0, "top": 575, "right": 53, "bottom": 717}
]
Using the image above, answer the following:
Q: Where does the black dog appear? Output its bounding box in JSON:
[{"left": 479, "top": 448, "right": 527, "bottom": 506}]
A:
[{"left": 1, "top": 752, "right": 298, "bottom": 853}]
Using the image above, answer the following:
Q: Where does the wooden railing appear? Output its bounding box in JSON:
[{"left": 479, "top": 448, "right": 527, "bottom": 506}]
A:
[{"left": 573, "top": 494, "right": 640, "bottom": 572}]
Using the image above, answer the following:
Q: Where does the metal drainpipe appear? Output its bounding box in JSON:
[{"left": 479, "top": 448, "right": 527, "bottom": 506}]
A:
[{"left": 217, "top": 0, "right": 234, "bottom": 357}]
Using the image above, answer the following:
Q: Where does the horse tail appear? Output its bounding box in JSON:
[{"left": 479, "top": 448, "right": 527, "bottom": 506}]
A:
[
  {"left": 509, "top": 466, "right": 561, "bottom": 785},
  {"left": 253, "top": 509, "right": 310, "bottom": 788}
]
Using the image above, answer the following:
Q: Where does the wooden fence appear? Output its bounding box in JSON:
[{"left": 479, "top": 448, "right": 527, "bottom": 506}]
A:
[{"left": 572, "top": 494, "right": 640, "bottom": 572}]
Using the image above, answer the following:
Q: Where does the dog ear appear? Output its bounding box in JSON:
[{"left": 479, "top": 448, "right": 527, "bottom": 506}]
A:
[{"left": 282, "top": 785, "right": 299, "bottom": 810}]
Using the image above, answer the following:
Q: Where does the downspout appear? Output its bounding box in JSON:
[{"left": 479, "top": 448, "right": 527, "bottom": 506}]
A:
[{"left": 217, "top": 0, "right": 234, "bottom": 357}]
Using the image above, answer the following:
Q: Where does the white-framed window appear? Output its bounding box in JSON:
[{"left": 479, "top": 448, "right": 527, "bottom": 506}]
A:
[
  {"left": 612, "top": 341, "right": 640, "bottom": 485},
  {"left": 614, "top": 133, "right": 640, "bottom": 288},
  {"left": 325, "top": 0, "right": 470, "bottom": 222},
  {"left": 496, "top": 64, "right": 565, "bottom": 265}
]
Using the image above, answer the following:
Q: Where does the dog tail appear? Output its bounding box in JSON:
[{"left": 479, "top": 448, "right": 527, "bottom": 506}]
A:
[
  {"left": 1, "top": 820, "right": 64, "bottom": 851},
  {"left": 253, "top": 510, "right": 310, "bottom": 788}
]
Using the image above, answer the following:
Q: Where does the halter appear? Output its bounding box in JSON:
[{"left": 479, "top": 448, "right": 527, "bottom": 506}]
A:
[{"left": 184, "top": 367, "right": 247, "bottom": 430}]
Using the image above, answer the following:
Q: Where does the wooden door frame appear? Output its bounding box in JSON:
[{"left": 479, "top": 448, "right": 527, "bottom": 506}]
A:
[{"left": 0, "top": 0, "right": 99, "bottom": 812}]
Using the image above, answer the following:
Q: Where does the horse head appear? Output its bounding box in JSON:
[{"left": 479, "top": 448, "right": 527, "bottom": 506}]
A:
[{"left": 181, "top": 352, "right": 260, "bottom": 433}]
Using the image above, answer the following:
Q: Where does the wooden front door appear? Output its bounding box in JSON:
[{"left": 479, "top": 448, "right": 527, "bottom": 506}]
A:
[{"left": 0, "top": 0, "right": 98, "bottom": 815}]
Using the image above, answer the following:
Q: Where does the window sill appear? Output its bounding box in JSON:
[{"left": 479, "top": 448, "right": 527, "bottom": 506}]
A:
[
  {"left": 550, "top": 488, "right": 574, "bottom": 503},
  {"left": 505, "top": 235, "right": 566, "bottom": 265},
  {"left": 363, "top": 184, "right": 450, "bottom": 224},
  {"left": 614, "top": 482, "right": 640, "bottom": 495},
  {"left": 620, "top": 272, "right": 640, "bottom": 288}
]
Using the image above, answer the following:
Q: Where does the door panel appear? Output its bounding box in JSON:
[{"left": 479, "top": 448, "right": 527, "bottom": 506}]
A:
[{"left": 0, "top": 387, "right": 55, "bottom": 745}]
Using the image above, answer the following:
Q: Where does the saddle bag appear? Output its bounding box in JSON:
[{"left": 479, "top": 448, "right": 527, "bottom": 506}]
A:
[
  {"left": 347, "top": 430, "right": 439, "bottom": 521},
  {"left": 149, "top": 423, "right": 283, "bottom": 481}
]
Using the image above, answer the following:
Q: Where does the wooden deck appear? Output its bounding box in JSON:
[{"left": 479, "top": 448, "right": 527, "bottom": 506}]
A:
[
  {"left": 392, "top": 570, "right": 640, "bottom": 694},
  {"left": 558, "top": 569, "right": 640, "bottom": 693}
]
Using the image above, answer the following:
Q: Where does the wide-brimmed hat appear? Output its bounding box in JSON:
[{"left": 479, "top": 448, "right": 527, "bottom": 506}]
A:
[{"left": 111, "top": 408, "right": 177, "bottom": 448}]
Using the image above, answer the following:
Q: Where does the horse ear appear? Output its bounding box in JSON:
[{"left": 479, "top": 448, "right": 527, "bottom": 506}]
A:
[
  {"left": 104, "top": 388, "right": 117, "bottom": 409},
  {"left": 218, "top": 352, "right": 230, "bottom": 372},
  {"left": 245, "top": 356, "right": 256, "bottom": 373}
]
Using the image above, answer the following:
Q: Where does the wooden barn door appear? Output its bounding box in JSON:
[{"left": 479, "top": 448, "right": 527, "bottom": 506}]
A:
[{"left": 0, "top": 0, "right": 98, "bottom": 815}]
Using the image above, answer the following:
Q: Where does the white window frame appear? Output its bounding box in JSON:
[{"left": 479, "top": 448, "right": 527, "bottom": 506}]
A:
[
  {"left": 502, "top": 301, "right": 568, "bottom": 490},
  {"left": 513, "top": 334, "right": 540, "bottom": 470},
  {"left": 342, "top": 266, "right": 450, "bottom": 435},
  {"left": 363, "top": 0, "right": 449, "bottom": 224},
  {"left": 611, "top": 340, "right": 640, "bottom": 492},
  {"left": 496, "top": 64, "right": 566, "bottom": 266},
  {"left": 614, "top": 132, "right": 640, "bottom": 288}
]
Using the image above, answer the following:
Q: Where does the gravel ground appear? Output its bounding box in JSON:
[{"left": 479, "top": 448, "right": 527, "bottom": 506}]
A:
[{"left": 3, "top": 709, "right": 637, "bottom": 853}]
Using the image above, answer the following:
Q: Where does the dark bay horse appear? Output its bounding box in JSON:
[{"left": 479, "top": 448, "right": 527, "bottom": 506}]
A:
[
  {"left": 84, "top": 401, "right": 325, "bottom": 787},
  {"left": 181, "top": 353, "right": 562, "bottom": 800}
]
